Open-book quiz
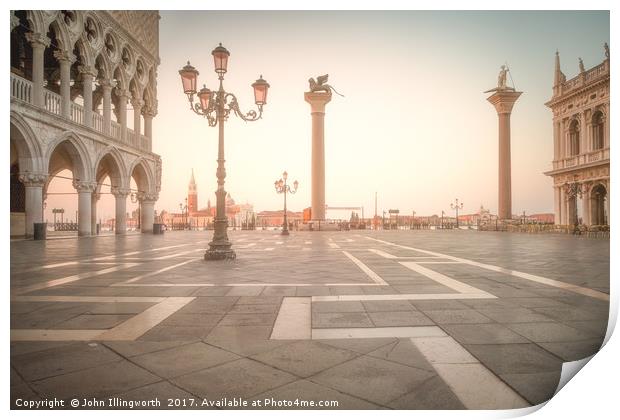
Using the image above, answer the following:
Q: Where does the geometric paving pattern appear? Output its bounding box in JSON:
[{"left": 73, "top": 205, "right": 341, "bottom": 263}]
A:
[{"left": 11, "top": 230, "right": 609, "bottom": 409}]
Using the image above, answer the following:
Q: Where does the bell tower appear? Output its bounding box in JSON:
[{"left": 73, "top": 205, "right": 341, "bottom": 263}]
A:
[{"left": 188, "top": 169, "right": 197, "bottom": 213}]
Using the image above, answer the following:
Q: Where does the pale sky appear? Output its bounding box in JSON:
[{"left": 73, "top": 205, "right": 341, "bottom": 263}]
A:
[{"left": 45, "top": 11, "right": 609, "bottom": 222}]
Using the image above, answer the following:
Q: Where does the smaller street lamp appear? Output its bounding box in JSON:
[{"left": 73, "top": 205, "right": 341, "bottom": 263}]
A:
[
  {"left": 274, "top": 171, "right": 298, "bottom": 235},
  {"left": 451, "top": 199, "right": 464, "bottom": 228}
]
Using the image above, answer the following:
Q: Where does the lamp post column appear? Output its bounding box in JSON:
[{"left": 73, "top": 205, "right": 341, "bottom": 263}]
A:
[{"left": 206, "top": 85, "right": 235, "bottom": 260}]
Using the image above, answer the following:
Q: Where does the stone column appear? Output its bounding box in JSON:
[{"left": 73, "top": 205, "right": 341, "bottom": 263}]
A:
[
  {"left": 304, "top": 91, "right": 332, "bottom": 221},
  {"left": 100, "top": 79, "right": 115, "bottom": 135},
  {"left": 486, "top": 90, "right": 522, "bottom": 220},
  {"left": 54, "top": 50, "right": 74, "bottom": 118},
  {"left": 553, "top": 186, "right": 561, "bottom": 226},
  {"left": 91, "top": 192, "right": 100, "bottom": 235},
  {"left": 80, "top": 66, "right": 97, "bottom": 128},
  {"left": 131, "top": 97, "right": 144, "bottom": 146},
  {"left": 116, "top": 88, "right": 130, "bottom": 142},
  {"left": 26, "top": 32, "right": 50, "bottom": 108},
  {"left": 73, "top": 181, "right": 95, "bottom": 236},
  {"left": 19, "top": 173, "right": 47, "bottom": 238},
  {"left": 112, "top": 187, "right": 130, "bottom": 234},
  {"left": 140, "top": 193, "right": 157, "bottom": 233},
  {"left": 143, "top": 107, "right": 155, "bottom": 151}
]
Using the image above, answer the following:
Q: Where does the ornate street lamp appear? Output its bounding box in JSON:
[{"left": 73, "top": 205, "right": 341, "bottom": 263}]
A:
[
  {"left": 274, "top": 171, "right": 298, "bottom": 236},
  {"left": 451, "top": 198, "right": 464, "bottom": 228},
  {"left": 179, "top": 43, "right": 269, "bottom": 260}
]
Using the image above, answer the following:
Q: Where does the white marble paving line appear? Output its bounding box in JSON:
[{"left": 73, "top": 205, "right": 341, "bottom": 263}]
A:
[
  {"left": 328, "top": 242, "right": 341, "bottom": 249},
  {"left": 366, "top": 236, "right": 609, "bottom": 302},
  {"left": 312, "top": 292, "right": 495, "bottom": 302},
  {"left": 11, "top": 297, "right": 195, "bottom": 342},
  {"left": 113, "top": 282, "right": 377, "bottom": 288},
  {"left": 399, "top": 261, "right": 487, "bottom": 295},
  {"left": 91, "top": 242, "right": 200, "bottom": 261},
  {"left": 312, "top": 326, "right": 447, "bottom": 340},
  {"left": 97, "top": 297, "right": 195, "bottom": 341},
  {"left": 11, "top": 295, "right": 165, "bottom": 303},
  {"left": 11, "top": 263, "right": 140, "bottom": 295},
  {"left": 305, "top": 241, "right": 312, "bottom": 244},
  {"left": 410, "top": 336, "right": 529, "bottom": 409},
  {"left": 263, "top": 247, "right": 275, "bottom": 251},
  {"left": 275, "top": 241, "right": 284, "bottom": 245},
  {"left": 341, "top": 251, "right": 389, "bottom": 285},
  {"left": 116, "top": 258, "right": 201, "bottom": 285},
  {"left": 270, "top": 297, "right": 312, "bottom": 340},
  {"left": 151, "top": 248, "right": 203, "bottom": 260},
  {"left": 11, "top": 329, "right": 103, "bottom": 341},
  {"left": 238, "top": 243, "right": 257, "bottom": 249}
]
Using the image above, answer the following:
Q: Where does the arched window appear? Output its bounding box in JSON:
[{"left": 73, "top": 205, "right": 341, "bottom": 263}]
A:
[
  {"left": 568, "top": 119, "right": 580, "bottom": 156},
  {"left": 592, "top": 111, "right": 605, "bottom": 150}
]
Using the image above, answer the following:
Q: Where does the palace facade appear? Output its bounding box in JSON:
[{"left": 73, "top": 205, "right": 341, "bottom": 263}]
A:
[
  {"left": 544, "top": 45, "right": 610, "bottom": 227},
  {"left": 10, "top": 10, "right": 161, "bottom": 237}
]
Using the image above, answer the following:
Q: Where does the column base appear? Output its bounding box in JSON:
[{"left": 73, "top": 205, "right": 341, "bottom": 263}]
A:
[{"left": 204, "top": 246, "right": 236, "bottom": 261}]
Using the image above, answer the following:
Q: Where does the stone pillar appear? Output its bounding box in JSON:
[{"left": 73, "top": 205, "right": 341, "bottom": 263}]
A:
[
  {"left": 581, "top": 184, "right": 591, "bottom": 226},
  {"left": 140, "top": 194, "right": 157, "bottom": 233},
  {"left": 54, "top": 50, "right": 74, "bottom": 119},
  {"left": 143, "top": 108, "right": 155, "bottom": 151},
  {"left": 486, "top": 90, "right": 522, "bottom": 220},
  {"left": 80, "top": 66, "right": 96, "bottom": 128},
  {"left": 100, "top": 79, "right": 115, "bottom": 135},
  {"left": 553, "top": 186, "right": 561, "bottom": 226},
  {"left": 19, "top": 173, "right": 47, "bottom": 238},
  {"left": 112, "top": 187, "right": 130, "bottom": 234},
  {"left": 91, "top": 192, "right": 100, "bottom": 235},
  {"left": 116, "top": 89, "right": 130, "bottom": 141},
  {"left": 304, "top": 91, "right": 332, "bottom": 221},
  {"left": 131, "top": 98, "right": 144, "bottom": 146},
  {"left": 73, "top": 181, "right": 95, "bottom": 236},
  {"left": 26, "top": 33, "right": 50, "bottom": 108}
]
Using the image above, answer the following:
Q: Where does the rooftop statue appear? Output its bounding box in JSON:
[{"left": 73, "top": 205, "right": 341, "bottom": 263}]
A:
[{"left": 308, "top": 74, "right": 344, "bottom": 97}]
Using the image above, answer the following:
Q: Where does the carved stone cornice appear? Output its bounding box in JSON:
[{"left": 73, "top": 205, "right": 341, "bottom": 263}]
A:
[{"left": 19, "top": 172, "right": 48, "bottom": 187}]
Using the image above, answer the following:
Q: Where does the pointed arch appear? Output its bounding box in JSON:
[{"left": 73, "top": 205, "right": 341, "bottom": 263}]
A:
[
  {"left": 10, "top": 111, "right": 44, "bottom": 173},
  {"left": 128, "top": 157, "right": 155, "bottom": 194},
  {"left": 94, "top": 145, "right": 128, "bottom": 190},
  {"left": 45, "top": 131, "right": 93, "bottom": 182}
]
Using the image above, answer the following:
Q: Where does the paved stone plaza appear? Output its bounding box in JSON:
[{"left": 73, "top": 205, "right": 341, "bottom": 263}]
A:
[{"left": 10, "top": 230, "right": 609, "bottom": 409}]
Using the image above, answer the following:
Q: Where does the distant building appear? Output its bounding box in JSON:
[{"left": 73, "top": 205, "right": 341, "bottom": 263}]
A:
[
  {"left": 257, "top": 210, "right": 303, "bottom": 228},
  {"left": 159, "top": 170, "right": 254, "bottom": 229},
  {"left": 544, "top": 45, "right": 609, "bottom": 226}
]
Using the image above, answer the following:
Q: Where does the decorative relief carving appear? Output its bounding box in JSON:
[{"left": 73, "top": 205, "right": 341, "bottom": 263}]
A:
[{"left": 19, "top": 172, "right": 48, "bottom": 187}]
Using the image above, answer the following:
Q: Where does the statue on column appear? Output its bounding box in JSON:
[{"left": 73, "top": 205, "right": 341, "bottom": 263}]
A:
[
  {"left": 485, "top": 64, "right": 515, "bottom": 93},
  {"left": 308, "top": 74, "right": 344, "bottom": 97}
]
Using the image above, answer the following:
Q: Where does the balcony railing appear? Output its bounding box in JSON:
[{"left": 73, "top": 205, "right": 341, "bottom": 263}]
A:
[
  {"left": 552, "top": 148, "right": 610, "bottom": 170},
  {"left": 10, "top": 73, "right": 151, "bottom": 153},
  {"left": 561, "top": 61, "right": 609, "bottom": 96}
]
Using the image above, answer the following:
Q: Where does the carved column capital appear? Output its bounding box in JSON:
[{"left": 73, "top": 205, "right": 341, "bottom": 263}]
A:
[
  {"left": 138, "top": 192, "right": 159, "bottom": 203},
  {"left": 111, "top": 187, "right": 131, "bottom": 198},
  {"left": 19, "top": 172, "right": 48, "bottom": 187},
  {"left": 53, "top": 50, "right": 75, "bottom": 64},
  {"left": 10, "top": 12, "right": 20, "bottom": 31},
  {"left": 78, "top": 65, "right": 98, "bottom": 78},
  {"left": 116, "top": 88, "right": 131, "bottom": 98},
  {"left": 99, "top": 78, "right": 116, "bottom": 90},
  {"left": 131, "top": 98, "right": 144, "bottom": 110},
  {"left": 73, "top": 180, "right": 97, "bottom": 193},
  {"left": 25, "top": 32, "right": 50, "bottom": 48}
]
